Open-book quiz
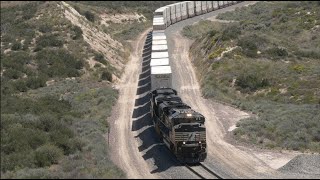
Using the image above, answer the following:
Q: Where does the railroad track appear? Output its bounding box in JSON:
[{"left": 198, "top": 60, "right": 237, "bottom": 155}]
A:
[{"left": 185, "top": 163, "right": 223, "bottom": 179}]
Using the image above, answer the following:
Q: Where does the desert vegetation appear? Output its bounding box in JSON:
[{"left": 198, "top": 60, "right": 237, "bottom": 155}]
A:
[
  {"left": 183, "top": 1, "right": 320, "bottom": 152},
  {"left": 1, "top": 1, "right": 170, "bottom": 178}
]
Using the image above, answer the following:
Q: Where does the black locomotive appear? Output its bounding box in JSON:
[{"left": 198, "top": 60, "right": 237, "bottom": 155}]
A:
[{"left": 151, "top": 88, "right": 207, "bottom": 163}]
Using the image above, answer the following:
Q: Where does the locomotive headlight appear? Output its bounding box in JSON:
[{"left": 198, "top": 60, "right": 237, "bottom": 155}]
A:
[
  {"left": 199, "top": 141, "right": 201, "bottom": 144},
  {"left": 187, "top": 113, "right": 192, "bottom": 117},
  {"left": 183, "top": 141, "right": 186, "bottom": 144}
]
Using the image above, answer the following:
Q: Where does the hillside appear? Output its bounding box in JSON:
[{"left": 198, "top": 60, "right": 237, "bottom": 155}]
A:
[
  {"left": 0, "top": 1, "right": 174, "bottom": 178},
  {"left": 182, "top": 1, "right": 320, "bottom": 152}
]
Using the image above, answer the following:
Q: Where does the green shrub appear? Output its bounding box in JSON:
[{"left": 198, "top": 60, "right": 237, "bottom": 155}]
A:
[
  {"left": 11, "top": 42, "right": 22, "bottom": 51},
  {"left": 236, "top": 74, "right": 269, "bottom": 92},
  {"left": 84, "top": 11, "right": 95, "bottom": 22},
  {"left": 35, "top": 34, "right": 63, "bottom": 50},
  {"left": 38, "top": 23, "right": 53, "bottom": 33},
  {"left": 26, "top": 76, "right": 47, "bottom": 89},
  {"left": 72, "top": 25, "right": 83, "bottom": 40},
  {"left": 35, "top": 49, "right": 83, "bottom": 78},
  {"left": 3, "top": 68, "right": 22, "bottom": 79},
  {"left": 238, "top": 36, "right": 258, "bottom": 57},
  {"left": 94, "top": 53, "right": 109, "bottom": 66},
  {"left": 221, "top": 24, "right": 241, "bottom": 41},
  {"left": 101, "top": 71, "right": 112, "bottom": 82},
  {"left": 13, "top": 80, "right": 28, "bottom": 92},
  {"left": 35, "top": 144, "right": 63, "bottom": 167},
  {"left": 265, "top": 47, "right": 288, "bottom": 59}
]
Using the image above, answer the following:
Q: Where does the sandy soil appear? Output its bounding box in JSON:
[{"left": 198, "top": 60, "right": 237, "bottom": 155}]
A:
[
  {"left": 107, "top": 28, "right": 159, "bottom": 179},
  {"left": 100, "top": 13, "right": 146, "bottom": 27}
]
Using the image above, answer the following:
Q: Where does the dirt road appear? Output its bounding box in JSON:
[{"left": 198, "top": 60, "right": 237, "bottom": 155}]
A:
[{"left": 108, "top": 2, "right": 315, "bottom": 179}]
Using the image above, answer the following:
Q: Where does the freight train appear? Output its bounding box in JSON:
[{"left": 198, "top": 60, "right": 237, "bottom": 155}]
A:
[
  {"left": 149, "top": 1, "right": 242, "bottom": 163},
  {"left": 151, "top": 88, "right": 207, "bottom": 163}
]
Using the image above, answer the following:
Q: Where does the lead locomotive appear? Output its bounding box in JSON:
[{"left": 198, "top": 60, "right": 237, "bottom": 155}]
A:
[{"left": 151, "top": 88, "right": 207, "bottom": 163}]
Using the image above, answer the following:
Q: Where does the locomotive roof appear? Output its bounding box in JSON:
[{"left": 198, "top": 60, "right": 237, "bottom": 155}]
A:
[{"left": 152, "top": 88, "right": 177, "bottom": 96}]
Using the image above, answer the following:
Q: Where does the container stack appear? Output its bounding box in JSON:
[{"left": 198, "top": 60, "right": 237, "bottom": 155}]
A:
[
  {"left": 168, "top": 4, "right": 176, "bottom": 24},
  {"left": 181, "top": 2, "right": 188, "bottom": 20},
  {"left": 187, "top": 1, "right": 195, "bottom": 18},
  {"left": 149, "top": 1, "right": 242, "bottom": 91},
  {"left": 201, "top": 1, "right": 207, "bottom": 14},
  {"left": 207, "top": 1, "right": 213, "bottom": 12},
  {"left": 195, "top": 1, "right": 202, "bottom": 15},
  {"left": 175, "top": 3, "right": 182, "bottom": 22},
  {"left": 213, "top": 1, "right": 219, "bottom": 10}
]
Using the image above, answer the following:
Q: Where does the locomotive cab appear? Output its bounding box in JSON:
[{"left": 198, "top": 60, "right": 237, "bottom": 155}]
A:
[{"left": 151, "top": 88, "right": 207, "bottom": 163}]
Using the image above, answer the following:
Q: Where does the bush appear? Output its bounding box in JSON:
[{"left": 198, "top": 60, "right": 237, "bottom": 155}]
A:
[
  {"left": 11, "top": 42, "right": 21, "bottom": 51},
  {"left": 35, "top": 49, "right": 83, "bottom": 78},
  {"left": 3, "top": 68, "right": 22, "bottom": 79},
  {"left": 26, "top": 76, "right": 47, "bottom": 89},
  {"left": 35, "top": 144, "right": 63, "bottom": 167},
  {"left": 238, "top": 35, "right": 258, "bottom": 57},
  {"left": 221, "top": 24, "right": 241, "bottom": 41},
  {"left": 38, "top": 23, "right": 53, "bottom": 33},
  {"left": 94, "top": 53, "right": 109, "bottom": 66},
  {"left": 72, "top": 25, "right": 83, "bottom": 40},
  {"left": 265, "top": 47, "right": 288, "bottom": 59},
  {"left": 35, "top": 34, "right": 63, "bottom": 50},
  {"left": 236, "top": 74, "right": 269, "bottom": 92},
  {"left": 84, "top": 11, "right": 95, "bottom": 22},
  {"left": 14, "top": 80, "right": 28, "bottom": 92},
  {"left": 101, "top": 71, "right": 112, "bottom": 82}
]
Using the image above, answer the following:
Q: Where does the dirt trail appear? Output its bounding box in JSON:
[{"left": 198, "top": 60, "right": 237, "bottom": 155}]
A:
[{"left": 107, "top": 28, "right": 159, "bottom": 179}]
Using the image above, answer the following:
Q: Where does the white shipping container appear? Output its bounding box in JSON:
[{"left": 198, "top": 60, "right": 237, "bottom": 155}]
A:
[
  {"left": 223, "top": 1, "right": 227, "bottom": 6},
  {"left": 187, "top": 1, "right": 195, "bottom": 17},
  {"left": 153, "top": 22, "right": 166, "bottom": 31},
  {"left": 152, "top": 35, "right": 166, "bottom": 40},
  {"left": 175, "top": 3, "right": 181, "bottom": 11},
  {"left": 195, "top": 1, "right": 202, "bottom": 15},
  {"left": 152, "top": 39, "right": 167, "bottom": 45},
  {"left": 176, "top": 11, "right": 181, "bottom": 22},
  {"left": 181, "top": 10, "right": 188, "bottom": 20},
  {"left": 151, "top": 66, "right": 172, "bottom": 91},
  {"left": 154, "top": 7, "right": 165, "bottom": 15},
  {"left": 150, "top": 58, "right": 169, "bottom": 67},
  {"left": 152, "top": 45, "right": 168, "bottom": 52},
  {"left": 153, "top": 18, "right": 165, "bottom": 23},
  {"left": 151, "top": 51, "right": 169, "bottom": 59},
  {"left": 213, "top": 1, "right": 219, "bottom": 10},
  {"left": 165, "top": 7, "right": 171, "bottom": 26},
  {"left": 181, "top": 2, "right": 187, "bottom": 12},
  {"left": 207, "top": 1, "right": 213, "bottom": 12},
  {"left": 168, "top": 4, "right": 176, "bottom": 23},
  {"left": 201, "top": 1, "right": 207, "bottom": 13},
  {"left": 153, "top": 30, "right": 165, "bottom": 34},
  {"left": 187, "top": 1, "right": 194, "bottom": 9}
]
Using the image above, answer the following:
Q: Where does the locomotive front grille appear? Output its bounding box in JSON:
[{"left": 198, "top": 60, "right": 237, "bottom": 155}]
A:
[{"left": 175, "top": 131, "right": 206, "bottom": 141}]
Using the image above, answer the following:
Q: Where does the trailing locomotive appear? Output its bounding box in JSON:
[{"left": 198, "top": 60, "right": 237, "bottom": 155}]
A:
[{"left": 151, "top": 88, "right": 207, "bottom": 163}]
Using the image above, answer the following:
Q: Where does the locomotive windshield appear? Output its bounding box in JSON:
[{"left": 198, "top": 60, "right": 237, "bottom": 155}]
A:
[
  {"left": 172, "top": 116, "right": 205, "bottom": 126},
  {"left": 174, "top": 123, "right": 205, "bottom": 132}
]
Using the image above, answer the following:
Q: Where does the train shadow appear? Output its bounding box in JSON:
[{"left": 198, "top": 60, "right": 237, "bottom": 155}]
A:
[{"left": 131, "top": 31, "right": 180, "bottom": 174}]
